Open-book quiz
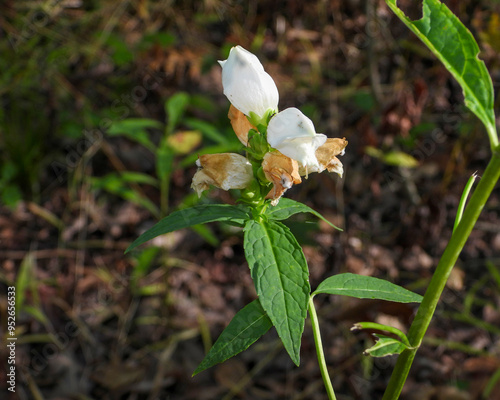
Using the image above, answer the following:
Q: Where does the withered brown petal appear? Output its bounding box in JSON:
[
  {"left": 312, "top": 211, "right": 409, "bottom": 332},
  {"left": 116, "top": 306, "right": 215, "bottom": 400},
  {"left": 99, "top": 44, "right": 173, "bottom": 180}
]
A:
[
  {"left": 262, "top": 152, "right": 301, "bottom": 204},
  {"left": 316, "top": 138, "right": 347, "bottom": 176},
  {"left": 191, "top": 153, "right": 253, "bottom": 197},
  {"left": 316, "top": 138, "right": 348, "bottom": 162},
  {"left": 228, "top": 105, "right": 257, "bottom": 146}
]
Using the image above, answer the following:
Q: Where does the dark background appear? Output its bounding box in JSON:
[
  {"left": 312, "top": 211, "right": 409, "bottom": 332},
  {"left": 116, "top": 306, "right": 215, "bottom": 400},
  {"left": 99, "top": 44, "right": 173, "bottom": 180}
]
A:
[{"left": 1, "top": 1, "right": 500, "bottom": 399}]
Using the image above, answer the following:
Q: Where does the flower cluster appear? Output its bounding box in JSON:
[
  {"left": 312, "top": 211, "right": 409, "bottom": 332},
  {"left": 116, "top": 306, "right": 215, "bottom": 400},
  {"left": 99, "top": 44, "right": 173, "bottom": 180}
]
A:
[{"left": 192, "top": 45, "right": 347, "bottom": 205}]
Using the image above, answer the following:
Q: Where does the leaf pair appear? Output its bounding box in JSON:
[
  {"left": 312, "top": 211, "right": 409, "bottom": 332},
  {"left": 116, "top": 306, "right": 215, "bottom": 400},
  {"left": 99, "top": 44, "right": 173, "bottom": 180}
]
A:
[{"left": 125, "top": 199, "right": 423, "bottom": 374}]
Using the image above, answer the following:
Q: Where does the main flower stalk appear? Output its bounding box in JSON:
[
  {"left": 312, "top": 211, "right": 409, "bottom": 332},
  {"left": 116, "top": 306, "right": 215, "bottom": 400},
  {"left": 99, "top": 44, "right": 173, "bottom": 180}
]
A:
[{"left": 383, "top": 148, "right": 500, "bottom": 400}]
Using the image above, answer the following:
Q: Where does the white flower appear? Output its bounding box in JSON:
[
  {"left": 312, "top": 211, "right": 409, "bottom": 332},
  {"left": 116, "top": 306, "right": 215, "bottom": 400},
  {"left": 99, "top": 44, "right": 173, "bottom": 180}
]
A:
[
  {"left": 191, "top": 153, "right": 254, "bottom": 197},
  {"left": 219, "top": 46, "right": 279, "bottom": 120},
  {"left": 267, "top": 107, "right": 326, "bottom": 171}
]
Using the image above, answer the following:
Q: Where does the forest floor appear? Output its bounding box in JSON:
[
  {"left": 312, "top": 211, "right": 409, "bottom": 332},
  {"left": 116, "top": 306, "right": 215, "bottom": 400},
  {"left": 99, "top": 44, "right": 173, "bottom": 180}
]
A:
[{"left": 1, "top": 1, "right": 500, "bottom": 399}]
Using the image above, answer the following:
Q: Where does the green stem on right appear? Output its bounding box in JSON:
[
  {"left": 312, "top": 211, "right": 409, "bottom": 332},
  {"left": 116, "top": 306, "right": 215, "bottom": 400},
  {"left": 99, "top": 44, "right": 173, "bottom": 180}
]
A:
[
  {"left": 382, "top": 147, "right": 500, "bottom": 400},
  {"left": 309, "top": 296, "right": 337, "bottom": 400}
]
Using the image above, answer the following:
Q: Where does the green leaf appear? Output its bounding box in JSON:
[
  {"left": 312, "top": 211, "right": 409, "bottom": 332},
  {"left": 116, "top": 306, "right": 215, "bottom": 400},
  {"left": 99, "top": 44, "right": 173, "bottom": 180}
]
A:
[
  {"left": 166, "top": 130, "right": 202, "bottom": 154},
  {"left": 184, "top": 118, "right": 232, "bottom": 145},
  {"left": 24, "top": 305, "right": 50, "bottom": 325},
  {"left": 156, "top": 142, "right": 174, "bottom": 182},
  {"left": 1, "top": 184, "right": 22, "bottom": 208},
  {"left": 314, "top": 273, "right": 423, "bottom": 303},
  {"left": 351, "top": 321, "right": 411, "bottom": 347},
  {"left": 244, "top": 219, "right": 310, "bottom": 366},
  {"left": 365, "top": 146, "right": 419, "bottom": 168},
  {"left": 166, "top": 92, "right": 190, "bottom": 134},
  {"left": 364, "top": 334, "right": 408, "bottom": 357},
  {"left": 107, "top": 118, "right": 162, "bottom": 151},
  {"left": 126, "top": 204, "right": 251, "bottom": 252},
  {"left": 16, "top": 252, "right": 35, "bottom": 311},
  {"left": 385, "top": 0, "right": 498, "bottom": 148},
  {"left": 193, "top": 299, "right": 272, "bottom": 375},
  {"left": 117, "top": 171, "right": 159, "bottom": 186},
  {"left": 130, "top": 247, "right": 161, "bottom": 289},
  {"left": 90, "top": 174, "right": 160, "bottom": 216},
  {"left": 265, "top": 198, "right": 341, "bottom": 231}
]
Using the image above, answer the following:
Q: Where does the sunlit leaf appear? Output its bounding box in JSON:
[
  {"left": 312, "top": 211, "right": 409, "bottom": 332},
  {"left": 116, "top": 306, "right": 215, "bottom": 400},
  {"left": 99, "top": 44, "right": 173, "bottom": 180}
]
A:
[
  {"left": 265, "top": 198, "right": 341, "bottom": 231},
  {"left": 386, "top": 0, "right": 498, "bottom": 147},
  {"left": 364, "top": 334, "right": 408, "bottom": 357},
  {"left": 126, "top": 204, "right": 251, "bottom": 252},
  {"left": 167, "top": 130, "right": 202, "bottom": 154},
  {"left": 314, "top": 273, "right": 423, "bottom": 303},
  {"left": 244, "top": 219, "right": 310, "bottom": 366}
]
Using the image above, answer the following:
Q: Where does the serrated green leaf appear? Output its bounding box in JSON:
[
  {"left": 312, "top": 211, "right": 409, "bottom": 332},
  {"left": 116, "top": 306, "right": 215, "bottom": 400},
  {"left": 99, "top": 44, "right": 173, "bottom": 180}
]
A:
[
  {"left": 386, "top": 0, "right": 498, "bottom": 147},
  {"left": 244, "top": 219, "right": 310, "bottom": 366},
  {"left": 265, "top": 198, "right": 341, "bottom": 231},
  {"left": 126, "top": 204, "right": 251, "bottom": 252},
  {"left": 314, "top": 273, "right": 422, "bottom": 303},
  {"left": 193, "top": 299, "right": 272, "bottom": 375},
  {"left": 364, "top": 334, "right": 408, "bottom": 357}
]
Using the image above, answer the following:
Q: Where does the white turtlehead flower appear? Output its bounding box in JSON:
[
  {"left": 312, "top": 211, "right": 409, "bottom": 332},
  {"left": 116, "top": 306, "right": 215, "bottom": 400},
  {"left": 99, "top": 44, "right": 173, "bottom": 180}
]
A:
[
  {"left": 267, "top": 107, "right": 326, "bottom": 171},
  {"left": 219, "top": 46, "right": 279, "bottom": 121}
]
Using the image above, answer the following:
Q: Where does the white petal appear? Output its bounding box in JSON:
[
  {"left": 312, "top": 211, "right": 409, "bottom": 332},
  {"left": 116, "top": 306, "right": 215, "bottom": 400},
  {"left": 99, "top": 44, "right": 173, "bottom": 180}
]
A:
[
  {"left": 272, "top": 135, "right": 326, "bottom": 170},
  {"left": 267, "top": 107, "right": 317, "bottom": 147},
  {"left": 219, "top": 46, "right": 279, "bottom": 119},
  {"left": 267, "top": 108, "right": 326, "bottom": 169}
]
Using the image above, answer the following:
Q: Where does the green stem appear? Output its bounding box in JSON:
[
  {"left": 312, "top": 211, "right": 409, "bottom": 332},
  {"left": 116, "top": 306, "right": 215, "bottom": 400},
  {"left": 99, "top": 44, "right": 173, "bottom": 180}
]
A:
[
  {"left": 352, "top": 322, "right": 411, "bottom": 347},
  {"left": 452, "top": 172, "right": 477, "bottom": 233},
  {"left": 487, "top": 123, "right": 499, "bottom": 151},
  {"left": 308, "top": 296, "right": 337, "bottom": 400},
  {"left": 382, "top": 149, "right": 500, "bottom": 400},
  {"left": 160, "top": 174, "right": 170, "bottom": 218}
]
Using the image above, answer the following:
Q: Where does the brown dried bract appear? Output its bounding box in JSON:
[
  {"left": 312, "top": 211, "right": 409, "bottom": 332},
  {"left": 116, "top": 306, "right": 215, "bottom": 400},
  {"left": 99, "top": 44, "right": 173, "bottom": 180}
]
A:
[
  {"left": 228, "top": 105, "right": 257, "bottom": 146},
  {"left": 316, "top": 137, "right": 348, "bottom": 176},
  {"left": 262, "top": 152, "right": 301, "bottom": 205},
  {"left": 191, "top": 153, "right": 253, "bottom": 196},
  {"left": 299, "top": 137, "right": 348, "bottom": 177}
]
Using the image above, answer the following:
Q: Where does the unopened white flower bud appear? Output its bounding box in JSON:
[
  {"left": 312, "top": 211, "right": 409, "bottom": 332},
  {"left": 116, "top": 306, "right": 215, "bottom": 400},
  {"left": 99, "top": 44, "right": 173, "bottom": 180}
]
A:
[{"left": 219, "top": 46, "right": 279, "bottom": 120}]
